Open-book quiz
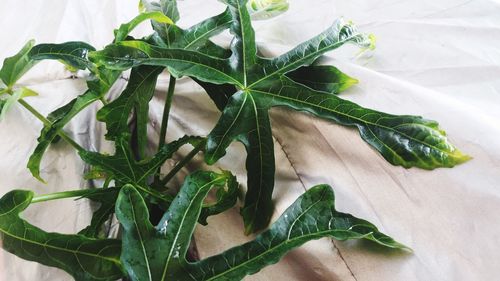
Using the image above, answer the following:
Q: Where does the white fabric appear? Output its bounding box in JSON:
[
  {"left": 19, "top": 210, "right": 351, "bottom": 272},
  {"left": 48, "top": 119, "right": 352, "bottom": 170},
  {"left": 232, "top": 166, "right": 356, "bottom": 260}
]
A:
[{"left": 1, "top": 0, "right": 500, "bottom": 280}]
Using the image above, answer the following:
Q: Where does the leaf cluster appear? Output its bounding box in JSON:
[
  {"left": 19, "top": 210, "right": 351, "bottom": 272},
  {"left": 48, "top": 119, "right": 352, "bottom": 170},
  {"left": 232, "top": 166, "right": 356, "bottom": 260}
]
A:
[{"left": 0, "top": 0, "right": 468, "bottom": 280}]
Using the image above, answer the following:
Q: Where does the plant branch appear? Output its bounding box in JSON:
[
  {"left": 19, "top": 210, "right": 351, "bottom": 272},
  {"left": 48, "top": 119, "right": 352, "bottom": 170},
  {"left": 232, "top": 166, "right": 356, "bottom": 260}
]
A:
[
  {"left": 155, "top": 76, "right": 176, "bottom": 181},
  {"left": 31, "top": 189, "right": 95, "bottom": 203},
  {"left": 18, "top": 99, "right": 85, "bottom": 152},
  {"left": 160, "top": 141, "right": 204, "bottom": 186}
]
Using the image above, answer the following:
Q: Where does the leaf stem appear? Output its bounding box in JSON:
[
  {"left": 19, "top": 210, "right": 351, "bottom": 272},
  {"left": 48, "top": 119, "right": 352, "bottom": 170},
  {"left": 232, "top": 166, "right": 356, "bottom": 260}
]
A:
[
  {"left": 31, "top": 189, "right": 95, "bottom": 203},
  {"left": 155, "top": 76, "right": 176, "bottom": 181},
  {"left": 100, "top": 96, "right": 108, "bottom": 105},
  {"left": 160, "top": 142, "right": 204, "bottom": 185},
  {"left": 18, "top": 99, "right": 84, "bottom": 152},
  {"left": 158, "top": 76, "right": 176, "bottom": 150}
]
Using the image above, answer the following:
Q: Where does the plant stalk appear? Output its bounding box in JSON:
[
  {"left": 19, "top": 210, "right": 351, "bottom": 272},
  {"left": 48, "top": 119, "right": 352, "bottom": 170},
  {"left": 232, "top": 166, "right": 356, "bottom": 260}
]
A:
[
  {"left": 31, "top": 189, "right": 95, "bottom": 203},
  {"left": 18, "top": 99, "right": 84, "bottom": 152},
  {"left": 160, "top": 142, "right": 204, "bottom": 185},
  {"left": 155, "top": 76, "right": 176, "bottom": 181}
]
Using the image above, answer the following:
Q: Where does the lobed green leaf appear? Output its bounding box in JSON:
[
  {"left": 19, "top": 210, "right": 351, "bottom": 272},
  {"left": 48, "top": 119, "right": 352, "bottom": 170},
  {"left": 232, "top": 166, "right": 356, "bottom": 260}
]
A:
[
  {"left": 115, "top": 172, "right": 407, "bottom": 281},
  {"left": 0, "top": 40, "right": 37, "bottom": 87},
  {"left": 0, "top": 190, "right": 123, "bottom": 281}
]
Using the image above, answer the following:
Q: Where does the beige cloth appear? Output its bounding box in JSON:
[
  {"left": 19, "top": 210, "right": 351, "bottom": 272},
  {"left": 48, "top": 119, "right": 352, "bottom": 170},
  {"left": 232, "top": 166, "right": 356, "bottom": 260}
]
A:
[{"left": 1, "top": 0, "right": 500, "bottom": 280}]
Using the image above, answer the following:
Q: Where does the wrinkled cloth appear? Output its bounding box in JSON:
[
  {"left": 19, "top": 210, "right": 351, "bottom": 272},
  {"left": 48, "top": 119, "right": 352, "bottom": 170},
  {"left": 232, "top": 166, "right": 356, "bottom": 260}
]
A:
[{"left": 1, "top": 0, "right": 499, "bottom": 280}]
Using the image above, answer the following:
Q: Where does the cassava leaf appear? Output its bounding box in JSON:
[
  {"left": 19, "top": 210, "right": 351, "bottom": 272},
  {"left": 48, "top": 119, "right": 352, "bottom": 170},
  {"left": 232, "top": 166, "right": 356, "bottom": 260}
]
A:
[
  {"left": 0, "top": 190, "right": 123, "bottom": 281},
  {"left": 79, "top": 134, "right": 204, "bottom": 205},
  {"left": 97, "top": 65, "right": 163, "bottom": 158},
  {"left": 286, "top": 64, "right": 358, "bottom": 94},
  {"left": 29, "top": 41, "right": 96, "bottom": 70},
  {"left": 160, "top": 0, "right": 180, "bottom": 22},
  {"left": 27, "top": 90, "right": 101, "bottom": 182},
  {"left": 90, "top": 41, "right": 241, "bottom": 85},
  {"left": 198, "top": 171, "right": 239, "bottom": 225},
  {"left": 91, "top": 0, "right": 469, "bottom": 233},
  {"left": 249, "top": 76, "right": 471, "bottom": 169},
  {"left": 115, "top": 172, "right": 407, "bottom": 281},
  {"left": 114, "top": 11, "right": 173, "bottom": 43},
  {"left": 78, "top": 188, "right": 120, "bottom": 238},
  {"left": 0, "top": 40, "right": 36, "bottom": 87},
  {"left": 0, "top": 87, "right": 37, "bottom": 120},
  {"left": 115, "top": 171, "right": 229, "bottom": 281},
  {"left": 27, "top": 60, "right": 121, "bottom": 182}
]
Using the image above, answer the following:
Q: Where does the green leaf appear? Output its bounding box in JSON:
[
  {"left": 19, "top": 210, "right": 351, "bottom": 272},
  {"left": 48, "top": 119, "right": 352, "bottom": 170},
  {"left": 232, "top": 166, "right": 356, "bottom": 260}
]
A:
[
  {"left": 198, "top": 171, "right": 239, "bottom": 225},
  {"left": 190, "top": 184, "right": 409, "bottom": 281},
  {"left": 0, "top": 87, "right": 38, "bottom": 121},
  {"left": 116, "top": 173, "right": 407, "bottom": 281},
  {"left": 256, "top": 18, "right": 374, "bottom": 83},
  {"left": 79, "top": 134, "right": 204, "bottom": 203},
  {"left": 115, "top": 171, "right": 229, "bottom": 281},
  {"left": 29, "top": 41, "right": 96, "bottom": 70},
  {"left": 286, "top": 65, "right": 358, "bottom": 94},
  {"left": 27, "top": 90, "right": 100, "bottom": 182},
  {"left": 90, "top": 41, "right": 241, "bottom": 86},
  {"left": 0, "top": 40, "right": 36, "bottom": 87},
  {"left": 97, "top": 65, "right": 163, "bottom": 158},
  {"left": 27, "top": 65, "right": 121, "bottom": 182},
  {"left": 249, "top": 76, "right": 471, "bottom": 169},
  {"left": 160, "top": 0, "right": 180, "bottom": 22},
  {"left": 91, "top": 0, "right": 469, "bottom": 233},
  {"left": 0, "top": 190, "right": 123, "bottom": 281},
  {"left": 114, "top": 11, "right": 173, "bottom": 43},
  {"left": 247, "top": 0, "right": 289, "bottom": 20},
  {"left": 78, "top": 188, "right": 121, "bottom": 238}
]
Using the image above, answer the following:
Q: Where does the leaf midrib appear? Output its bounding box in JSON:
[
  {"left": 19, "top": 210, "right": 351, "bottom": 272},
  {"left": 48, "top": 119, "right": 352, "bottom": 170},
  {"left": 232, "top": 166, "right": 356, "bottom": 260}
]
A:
[
  {"left": 0, "top": 225, "right": 120, "bottom": 265},
  {"left": 248, "top": 33, "right": 361, "bottom": 88},
  {"left": 160, "top": 176, "right": 226, "bottom": 281},
  {"left": 249, "top": 88, "right": 451, "bottom": 156},
  {"left": 199, "top": 191, "right": 359, "bottom": 281}
]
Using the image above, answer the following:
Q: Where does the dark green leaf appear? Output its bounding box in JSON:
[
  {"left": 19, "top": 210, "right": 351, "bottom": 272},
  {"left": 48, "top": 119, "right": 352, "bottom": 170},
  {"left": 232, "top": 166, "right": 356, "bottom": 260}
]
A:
[
  {"left": 27, "top": 66, "right": 121, "bottom": 182},
  {"left": 116, "top": 173, "right": 407, "bottom": 281},
  {"left": 0, "top": 190, "right": 123, "bottom": 281},
  {"left": 90, "top": 41, "right": 242, "bottom": 86},
  {"left": 160, "top": 0, "right": 180, "bottom": 22},
  {"left": 190, "top": 184, "right": 409, "bottom": 281},
  {"left": 286, "top": 65, "right": 358, "bottom": 94},
  {"left": 29, "top": 41, "right": 96, "bottom": 70},
  {"left": 97, "top": 65, "right": 163, "bottom": 158},
  {"left": 115, "top": 171, "right": 229, "bottom": 281},
  {"left": 256, "top": 18, "right": 375, "bottom": 84},
  {"left": 27, "top": 90, "right": 100, "bottom": 182},
  {"left": 0, "top": 40, "right": 36, "bottom": 87},
  {"left": 79, "top": 134, "right": 203, "bottom": 192},
  {"left": 78, "top": 188, "right": 120, "bottom": 238},
  {"left": 249, "top": 76, "right": 471, "bottom": 169},
  {"left": 199, "top": 171, "right": 239, "bottom": 225},
  {"left": 89, "top": 0, "right": 469, "bottom": 234},
  {"left": 0, "top": 87, "right": 37, "bottom": 120}
]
